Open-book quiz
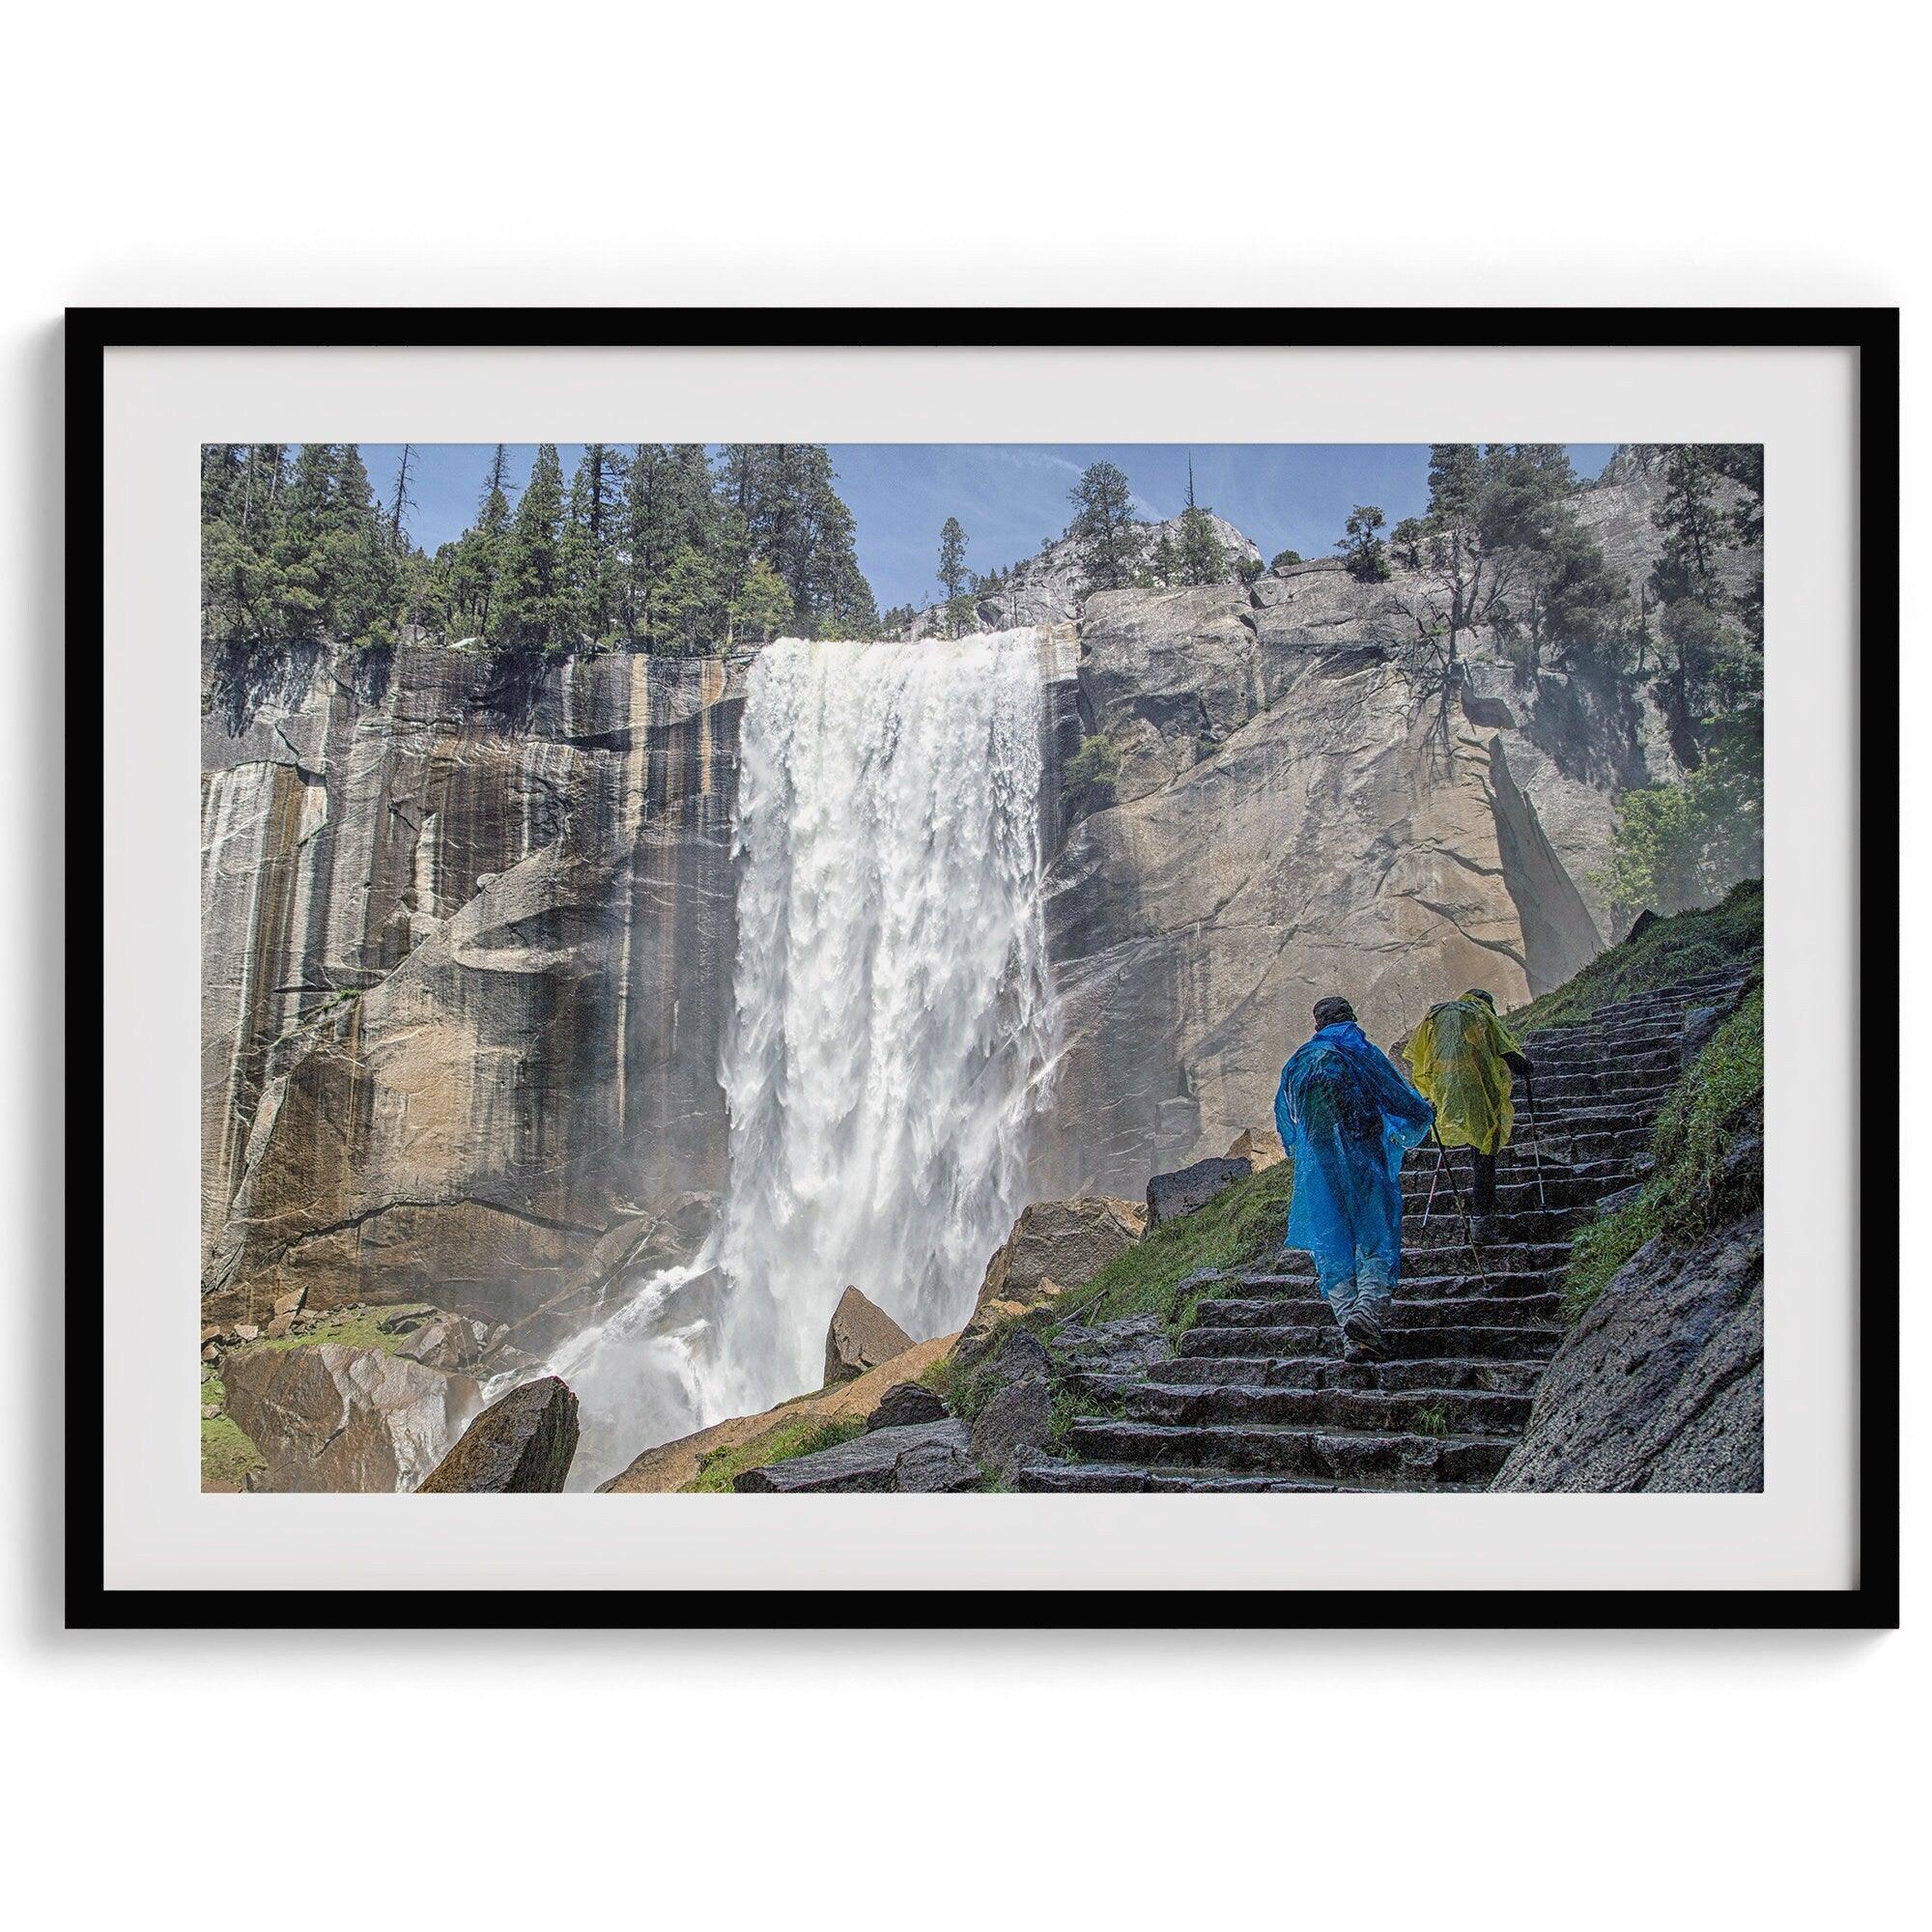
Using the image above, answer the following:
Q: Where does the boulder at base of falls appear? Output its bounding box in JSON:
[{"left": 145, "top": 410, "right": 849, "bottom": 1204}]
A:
[
  {"left": 968, "top": 1327, "right": 1056, "bottom": 1485},
  {"left": 1491, "top": 1210, "right": 1763, "bottom": 1493},
  {"left": 957, "top": 1276, "right": 1063, "bottom": 1366},
  {"left": 417, "top": 1376, "right": 580, "bottom": 1492},
  {"left": 823, "top": 1286, "right": 916, "bottom": 1387},
  {"left": 966, "top": 1321, "right": 1059, "bottom": 1484},
  {"left": 1146, "top": 1154, "right": 1251, "bottom": 1228},
  {"left": 222, "top": 1342, "right": 482, "bottom": 1492},
  {"left": 866, "top": 1381, "right": 949, "bottom": 1431},
  {"left": 1224, "top": 1127, "right": 1286, "bottom": 1174},
  {"left": 733, "top": 1419, "right": 978, "bottom": 1493},
  {"left": 601, "top": 1333, "right": 958, "bottom": 1492},
  {"left": 975, "top": 1197, "right": 1146, "bottom": 1314}
]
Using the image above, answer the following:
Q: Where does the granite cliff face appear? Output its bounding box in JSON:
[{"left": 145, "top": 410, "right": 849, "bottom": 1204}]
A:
[
  {"left": 202, "top": 647, "right": 746, "bottom": 1329},
  {"left": 201, "top": 468, "right": 1696, "bottom": 1375},
  {"left": 1032, "top": 549, "right": 1684, "bottom": 1198}
]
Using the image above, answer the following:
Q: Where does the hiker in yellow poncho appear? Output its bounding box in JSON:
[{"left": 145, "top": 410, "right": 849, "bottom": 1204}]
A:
[{"left": 1405, "top": 988, "right": 1535, "bottom": 1242}]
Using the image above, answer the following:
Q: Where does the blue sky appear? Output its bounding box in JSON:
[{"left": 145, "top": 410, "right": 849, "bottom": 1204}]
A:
[{"left": 360, "top": 443, "right": 1619, "bottom": 612}]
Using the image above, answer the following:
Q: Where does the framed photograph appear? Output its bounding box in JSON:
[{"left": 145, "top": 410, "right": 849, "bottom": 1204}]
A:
[{"left": 76, "top": 308, "right": 1896, "bottom": 1628}]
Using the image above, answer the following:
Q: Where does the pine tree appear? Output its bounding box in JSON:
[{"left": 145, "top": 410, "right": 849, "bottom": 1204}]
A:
[
  {"left": 386, "top": 444, "right": 417, "bottom": 552},
  {"left": 937, "top": 517, "right": 969, "bottom": 603},
  {"left": 201, "top": 445, "right": 244, "bottom": 524},
  {"left": 455, "top": 444, "right": 514, "bottom": 640},
  {"left": 654, "top": 544, "right": 723, "bottom": 654},
  {"left": 1178, "top": 504, "right": 1226, "bottom": 584},
  {"left": 201, "top": 443, "right": 294, "bottom": 649},
  {"left": 620, "top": 445, "right": 672, "bottom": 641},
  {"left": 1337, "top": 504, "right": 1390, "bottom": 582},
  {"left": 1066, "top": 461, "right": 1140, "bottom": 593},
  {"left": 495, "top": 443, "right": 572, "bottom": 654},
  {"left": 322, "top": 444, "right": 400, "bottom": 648},
  {"left": 270, "top": 443, "right": 337, "bottom": 641},
  {"left": 1650, "top": 446, "right": 1728, "bottom": 608},
  {"left": 566, "top": 443, "right": 627, "bottom": 647},
  {"left": 1411, "top": 445, "right": 1555, "bottom": 661},
  {"left": 730, "top": 558, "right": 793, "bottom": 644}
]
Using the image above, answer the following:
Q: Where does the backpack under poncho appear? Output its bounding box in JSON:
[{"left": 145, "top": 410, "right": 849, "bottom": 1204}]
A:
[
  {"left": 1274, "top": 1022, "right": 1435, "bottom": 1284},
  {"left": 1405, "top": 996, "right": 1524, "bottom": 1156}
]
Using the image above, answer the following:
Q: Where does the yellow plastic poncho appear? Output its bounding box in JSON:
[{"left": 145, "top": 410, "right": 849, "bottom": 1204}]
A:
[{"left": 1405, "top": 993, "right": 1525, "bottom": 1156}]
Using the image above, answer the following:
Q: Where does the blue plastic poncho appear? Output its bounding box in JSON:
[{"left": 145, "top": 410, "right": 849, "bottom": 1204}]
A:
[{"left": 1275, "top": 1022, "right": 1435, "bottom": 1296}]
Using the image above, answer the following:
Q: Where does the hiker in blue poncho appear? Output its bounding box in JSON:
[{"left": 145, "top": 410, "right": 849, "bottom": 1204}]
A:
[{"left": 1275, "top": 995, "right": 1435, "bottom": 1360}]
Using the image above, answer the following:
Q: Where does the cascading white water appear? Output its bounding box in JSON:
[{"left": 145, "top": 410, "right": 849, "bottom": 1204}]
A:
[
  {"left": 546, "top": 630, "right": 1057, "bottom": 1487},
  {"left": 707, "top": 630, "right": 1057, "bottom": 1412}
]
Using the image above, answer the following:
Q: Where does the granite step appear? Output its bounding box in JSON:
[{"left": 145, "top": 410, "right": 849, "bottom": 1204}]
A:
[
  {"left": 1014, "top": 1461, "right": 1491, "bottom": 1494},
  {"left": 1398, "top": 1171, "right": 1636, "bottom": 1212},
  {"left": 1061, "top": 1418, "right": 1517, "bottom": 1486},
  {"left": 1112, "top": 1379, "right": 1534, "bottom": 1435},
  {"left": 1222, "top": 1267, "right": 1559, "bottom": 1301},
  {"left": 1259, "top": 1238, "right": 1574, "bottom": 1280},
  {"left": 1194, "top": 1292, "right": 1564, "bottom": 1329},
  {"left": 1150, "top": 1354, "right": 1548, "bottom": 1396},
  {"left": 1178, "top": 1322, "right": 1561, "bottom": 1362}
]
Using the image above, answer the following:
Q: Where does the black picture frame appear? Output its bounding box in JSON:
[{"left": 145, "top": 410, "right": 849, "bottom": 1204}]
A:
[{"left": 70, "top": 306, "right": 1899, "bottom": 1632}]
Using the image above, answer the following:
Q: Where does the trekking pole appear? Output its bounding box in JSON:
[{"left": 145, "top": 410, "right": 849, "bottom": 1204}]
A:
[
  {"left": 1427, "top": 1125, "right": 1490, "bottom": 1284},
  {"left": 1422, "top": 1141, "right": 1446, "bottom": 1223},
  {"left": 1521, "top": 1077, "right": 1549, "bottom": 1210}
]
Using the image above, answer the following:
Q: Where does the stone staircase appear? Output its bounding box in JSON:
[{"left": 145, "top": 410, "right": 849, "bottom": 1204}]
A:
[{"left": 1018, "top": 967, "right": 1756, "bottom": 1493}]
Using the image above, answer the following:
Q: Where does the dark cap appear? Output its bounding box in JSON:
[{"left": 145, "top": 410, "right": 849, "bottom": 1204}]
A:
[
  {"left": 1312, "top": 996, "right": 1356, "bottom": 1028},
  {"left": 1463, "top": 987, "right": 1496, "bottom": 1009}
]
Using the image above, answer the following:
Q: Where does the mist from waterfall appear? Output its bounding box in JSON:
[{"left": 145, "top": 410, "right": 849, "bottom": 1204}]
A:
[{"left": 550, "top": 630, "right": 1057, "bottom": 1488}]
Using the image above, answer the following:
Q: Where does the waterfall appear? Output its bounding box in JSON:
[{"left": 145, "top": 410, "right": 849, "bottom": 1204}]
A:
[
  {"left": 709, "top": 630, "right": 1057, "bottom": 1411},
  {"left": 546, "top": 630, "right": 1057, "bottom": 1487}
]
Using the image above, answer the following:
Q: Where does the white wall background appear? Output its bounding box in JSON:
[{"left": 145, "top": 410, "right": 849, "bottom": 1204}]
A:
[{"left": 5, "top": 5, "right": 1918, "bottom": 1927}]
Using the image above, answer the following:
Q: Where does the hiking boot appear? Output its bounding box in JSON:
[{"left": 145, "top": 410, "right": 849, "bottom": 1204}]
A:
[
  {"left": 1342, "top": 1303, "right": 1390, "bottom": 1363},
  {"left": 1470, "top": 1216, "right": 1497, "bottom": 1245}
]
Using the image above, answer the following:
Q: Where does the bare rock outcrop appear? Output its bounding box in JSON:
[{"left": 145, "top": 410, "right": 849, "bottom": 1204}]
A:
[
  {"left": 1224, "top": 1128, "right": 1285, "bottom": 1174},
  {"left": 1034, "top": 512, "right": 1693, "bottom": 1200},
  {"left": 866, "top": 1381, "right": 948, "bottom": 1431},
  {"left": 902, "top": 512, "right": 1261, "bottom": 639},
  {"left": 1492, "top": 1212, "right": 1764, "bottom": 1492},
  {"left": 418, "top": 1376, "right": 580, "bottom": 1492},
  {"left": 966, "top": 1325, "right": 1055, "bottom": 1485},
  {"left": 732, "top": 1419, "right": 979, "bottom": 1493},
  {"left": 975, "top": 1197, "right": 1146, "bottom": 1312},
  {"left": 1146, "top": 1155, "right": 1250, "bottom": 1228},
  {"left": 824, "top": 1287, "right": 916, "bottom": 1386},
  {"left": 221, "top": 1341, "right": 482, "bottom": 1492}
]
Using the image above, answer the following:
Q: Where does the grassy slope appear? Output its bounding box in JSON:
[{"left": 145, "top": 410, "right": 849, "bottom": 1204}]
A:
[
  {"left": 251, "top": 1307, "right": 424, "bottom": 1354},
  {"left": 199, "top": 1368, "right": 268, "bottom": 1491},
  {"left": 1056, "top": 1160, "right": 1296, "bottom": 1335},
  {"left": 685, "top": 1414, "right": 868, "bottom": 1492},
  {"left": 1509, "top": 878, "right": 1763, "bottom": 1036}
]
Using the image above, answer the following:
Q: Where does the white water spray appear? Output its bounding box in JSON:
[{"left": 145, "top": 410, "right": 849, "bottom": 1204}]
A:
[{"left": 551, "top": 631, "right": 1057, "bottom": 1486}]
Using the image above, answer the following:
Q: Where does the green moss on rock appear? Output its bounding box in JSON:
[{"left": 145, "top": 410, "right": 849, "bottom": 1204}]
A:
[
  {"left": 684, "top": 1414, "right": 868, "bottom": 1493},
  {"left": 252, "top": 1308, "right": 423, "bottom": 1355},
  {"left": 1511, "top": 878, "right": 1762, "bottom": 1037},
  {"left": 1057, "top": 1159, "right": 1295, "bottom": 1334},
  {"left": 200, "top": 1371, "right": 268, "bottom": 1491},
  {"left": 1564, "top": 985, "right": 1763, "bottom": 1321}
]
